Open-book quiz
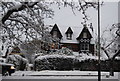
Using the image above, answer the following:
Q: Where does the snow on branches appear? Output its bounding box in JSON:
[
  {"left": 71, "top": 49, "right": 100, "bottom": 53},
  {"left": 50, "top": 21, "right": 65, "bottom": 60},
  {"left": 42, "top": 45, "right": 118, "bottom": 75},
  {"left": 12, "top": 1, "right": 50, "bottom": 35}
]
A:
[
  {"left": 0, "top": 1, "right": 54, "bottom": 50},
  {"left": 100, "top": 23, "right": 120, "bottom": 59}
]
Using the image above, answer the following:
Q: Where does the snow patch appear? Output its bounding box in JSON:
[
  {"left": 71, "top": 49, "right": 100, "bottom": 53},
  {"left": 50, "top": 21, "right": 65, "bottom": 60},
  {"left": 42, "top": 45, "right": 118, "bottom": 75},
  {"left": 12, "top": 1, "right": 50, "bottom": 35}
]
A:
[{"left": 35, "top": 54, "right": 75, "bottom": 61}]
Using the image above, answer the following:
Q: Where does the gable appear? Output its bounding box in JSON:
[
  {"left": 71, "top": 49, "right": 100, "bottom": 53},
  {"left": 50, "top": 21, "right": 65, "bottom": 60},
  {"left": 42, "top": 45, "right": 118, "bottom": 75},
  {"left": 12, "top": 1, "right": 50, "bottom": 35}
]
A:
[
  {"left": 65, "top": 27, "right": 73, "bottom": 34},
  {"left": 77, "top": 26, "right": 93, "bottom": 40},
  {"left": 50, "top": 24, "right": 63, "bottom": 39}
]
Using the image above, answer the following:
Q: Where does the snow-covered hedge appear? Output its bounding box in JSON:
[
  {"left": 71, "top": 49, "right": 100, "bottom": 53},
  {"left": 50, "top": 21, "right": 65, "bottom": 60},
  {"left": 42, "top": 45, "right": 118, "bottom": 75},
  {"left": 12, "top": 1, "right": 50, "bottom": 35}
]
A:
[
  {"left": 33, "top": 52, "right": 114, "bottom": 71},
  {"left": 6, "top": 54, "right": 28, "bottom": 71},
  {"left": 34, "top": 54, "right": 79, "bottom": 71}
]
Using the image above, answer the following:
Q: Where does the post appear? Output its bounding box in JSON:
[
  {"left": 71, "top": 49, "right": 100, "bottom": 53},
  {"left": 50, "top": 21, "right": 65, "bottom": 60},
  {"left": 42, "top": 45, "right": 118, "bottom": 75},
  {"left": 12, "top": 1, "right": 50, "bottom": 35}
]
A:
[{"left": 98, "top": 0, "right": 101, "bottom": 81}]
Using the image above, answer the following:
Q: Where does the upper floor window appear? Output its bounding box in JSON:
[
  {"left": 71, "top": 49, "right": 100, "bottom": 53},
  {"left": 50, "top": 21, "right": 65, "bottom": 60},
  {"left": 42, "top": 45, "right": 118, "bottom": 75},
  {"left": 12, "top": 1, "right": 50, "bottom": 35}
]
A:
[
  {"left": 53, "top": 31, "right": 57, "bottom": 37},
  {"left": 66, "top": 33, "right": 72, "bottom": 40},
  {"left": 65, "top": 27, "right": 73, "bottom": 40},
  {"left": 83, "top": 32, "right": 87, "bottom": 38}
]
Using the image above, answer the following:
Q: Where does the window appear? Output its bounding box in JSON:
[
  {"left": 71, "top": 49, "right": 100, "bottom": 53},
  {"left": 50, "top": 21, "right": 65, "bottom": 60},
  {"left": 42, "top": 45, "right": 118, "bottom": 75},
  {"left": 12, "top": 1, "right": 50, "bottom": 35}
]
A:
[
  {"left": 80, "top": 44, "right": 89, "bottom": 52},
  {"left": 53, "top": 31, "right": 57, "bottom": 37},
  {"left": 66, "top": 33, "right": 72, "bottom": 40},
  {"left": 83, "top": 32, "right": 87, "bottom": 38}
]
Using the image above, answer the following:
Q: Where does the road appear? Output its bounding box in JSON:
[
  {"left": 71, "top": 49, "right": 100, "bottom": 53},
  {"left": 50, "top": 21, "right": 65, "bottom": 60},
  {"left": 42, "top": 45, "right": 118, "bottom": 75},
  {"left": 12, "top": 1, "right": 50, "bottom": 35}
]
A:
[
  {"left": 1, "top": 71, "right": 120, "bottom": 81},
  {"left": 1, "top": 76, "right": 119, "bottom": 81}
]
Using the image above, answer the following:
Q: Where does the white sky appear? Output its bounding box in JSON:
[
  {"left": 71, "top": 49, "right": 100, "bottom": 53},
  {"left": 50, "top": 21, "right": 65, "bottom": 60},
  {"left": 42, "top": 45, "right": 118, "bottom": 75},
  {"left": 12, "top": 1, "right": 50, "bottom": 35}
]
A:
[{"left": 44, "top": 2, "right": 118, "bottom": 36}]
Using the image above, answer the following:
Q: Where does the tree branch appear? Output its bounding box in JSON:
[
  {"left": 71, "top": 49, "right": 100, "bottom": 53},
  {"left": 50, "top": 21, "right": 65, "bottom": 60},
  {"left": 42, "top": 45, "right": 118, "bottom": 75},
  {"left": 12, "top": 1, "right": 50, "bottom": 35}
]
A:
[
  {"left": 116, "top": 29, "right": 120, "bottom": 37},
  {"left": 112, "top": 49, "right": 120, "bottom": 60},
  {"left": 2, "top": 2, "right": 38, "bottom": 24},
  {"left": 101, "top": 47, "right": 110, "bottom": 59},
  {"left": 105, "top": 36, "right": 118, "bottom": 48}
]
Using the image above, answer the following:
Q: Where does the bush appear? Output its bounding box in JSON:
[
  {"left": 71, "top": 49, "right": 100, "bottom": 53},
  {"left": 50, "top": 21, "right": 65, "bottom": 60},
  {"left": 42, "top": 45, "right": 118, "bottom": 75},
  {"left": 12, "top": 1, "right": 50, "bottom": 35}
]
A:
[
  {"left": 49, "top": 47, "right": 73, "bottom": 55},
  {"left": 6, "top": 54, "right": 28, "bottom": 71},
  {"left": 34, "top": 54, "right": 79, "bottom": 71},
  {"left": 34, "top": 54, "right": 120, "bottom": 71},
  {"left": 58, "top": 47, "right": 73, "bottom": 55}
]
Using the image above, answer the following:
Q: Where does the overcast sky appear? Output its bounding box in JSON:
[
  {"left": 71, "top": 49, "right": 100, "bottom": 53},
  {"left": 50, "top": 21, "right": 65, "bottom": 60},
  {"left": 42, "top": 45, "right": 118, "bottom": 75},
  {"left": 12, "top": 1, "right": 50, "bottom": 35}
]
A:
[{"left": 44, "top": 2, "right": 118, "bottom": 37}]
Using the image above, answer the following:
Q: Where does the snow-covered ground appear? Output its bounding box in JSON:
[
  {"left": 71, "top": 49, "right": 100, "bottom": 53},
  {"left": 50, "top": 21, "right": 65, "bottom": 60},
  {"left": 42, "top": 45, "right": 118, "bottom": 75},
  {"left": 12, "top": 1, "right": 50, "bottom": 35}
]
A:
[{"left": 2, "top": 71, "right": 119, "bottom": 80}]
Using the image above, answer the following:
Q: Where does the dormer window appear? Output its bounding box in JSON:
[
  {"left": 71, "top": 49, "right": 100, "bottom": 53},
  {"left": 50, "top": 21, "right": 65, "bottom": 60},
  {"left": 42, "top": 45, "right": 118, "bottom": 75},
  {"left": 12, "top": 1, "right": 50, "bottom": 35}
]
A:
[
  {"left": 66, "top": 33, "right": 72, "bottom": 40},
  {"left": 65, "top": 27, "right": 73, "bottom": 40},
  {"left": 83, "top": 32, "right": 87, "bottom": 38},
  {"left": 53, "top": 31, "right": 57, "bottom": 37}
]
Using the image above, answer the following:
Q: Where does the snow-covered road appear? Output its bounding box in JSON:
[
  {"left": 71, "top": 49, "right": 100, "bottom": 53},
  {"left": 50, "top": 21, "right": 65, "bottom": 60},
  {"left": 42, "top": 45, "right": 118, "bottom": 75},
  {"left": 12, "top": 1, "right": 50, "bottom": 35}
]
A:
[
  {"left": 1, "top": 71, "right": 119, "bottom": 80},
  {"left": 11, "top": 71, "right": 113, "bottom": 77}
]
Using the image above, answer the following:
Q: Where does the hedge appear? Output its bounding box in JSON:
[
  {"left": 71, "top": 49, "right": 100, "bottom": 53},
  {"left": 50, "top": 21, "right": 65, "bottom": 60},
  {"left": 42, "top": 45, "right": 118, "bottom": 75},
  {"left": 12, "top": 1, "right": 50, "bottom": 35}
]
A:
[{"left": 34, "top": 55, "right": 120, "bottom": 71}]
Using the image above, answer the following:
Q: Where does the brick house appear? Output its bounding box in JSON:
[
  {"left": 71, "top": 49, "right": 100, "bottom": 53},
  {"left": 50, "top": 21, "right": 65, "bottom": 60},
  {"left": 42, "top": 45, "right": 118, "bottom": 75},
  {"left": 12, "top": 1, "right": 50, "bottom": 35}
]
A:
[{"left": 50, "top": 24, "right": 95, "bottom": 54}]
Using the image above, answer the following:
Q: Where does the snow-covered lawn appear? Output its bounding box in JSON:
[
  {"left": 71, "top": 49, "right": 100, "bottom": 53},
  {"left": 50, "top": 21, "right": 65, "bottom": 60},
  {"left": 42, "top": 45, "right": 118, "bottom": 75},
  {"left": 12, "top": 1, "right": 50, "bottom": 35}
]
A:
[{"left": 6, "top": 71, "right": 119, "bottom": 79}]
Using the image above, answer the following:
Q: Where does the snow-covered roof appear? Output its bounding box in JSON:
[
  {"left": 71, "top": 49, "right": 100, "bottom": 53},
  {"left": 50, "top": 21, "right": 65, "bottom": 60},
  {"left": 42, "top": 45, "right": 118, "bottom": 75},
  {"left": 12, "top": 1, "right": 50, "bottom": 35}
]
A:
[
  {"left": 47, "top": 24, "right": 95, "bottom": 44},
  {"left": 60, "top": 25, "right": 83, "bottom": 43}
]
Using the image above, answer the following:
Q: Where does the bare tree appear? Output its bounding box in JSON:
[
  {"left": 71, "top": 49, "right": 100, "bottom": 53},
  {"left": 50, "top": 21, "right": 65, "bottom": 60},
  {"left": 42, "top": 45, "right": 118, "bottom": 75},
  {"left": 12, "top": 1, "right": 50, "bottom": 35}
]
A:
[{"left": 100, "top": 23, "right": 120, "bottom": 76}]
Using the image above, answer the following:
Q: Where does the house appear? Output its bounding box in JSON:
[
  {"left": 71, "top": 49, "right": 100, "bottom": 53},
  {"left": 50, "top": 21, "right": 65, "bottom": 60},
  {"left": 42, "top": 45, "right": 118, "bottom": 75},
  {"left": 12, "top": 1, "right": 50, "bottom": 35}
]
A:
[{"left": 50, "top": 24, "right": 95, "bottom": 54}]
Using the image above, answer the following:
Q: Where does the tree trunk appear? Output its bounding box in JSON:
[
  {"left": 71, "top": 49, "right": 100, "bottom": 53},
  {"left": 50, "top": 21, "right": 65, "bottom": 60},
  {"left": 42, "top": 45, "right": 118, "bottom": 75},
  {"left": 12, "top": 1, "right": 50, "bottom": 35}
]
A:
[{"left": 109, "top": 59, "right": 114, "bottom": 76}]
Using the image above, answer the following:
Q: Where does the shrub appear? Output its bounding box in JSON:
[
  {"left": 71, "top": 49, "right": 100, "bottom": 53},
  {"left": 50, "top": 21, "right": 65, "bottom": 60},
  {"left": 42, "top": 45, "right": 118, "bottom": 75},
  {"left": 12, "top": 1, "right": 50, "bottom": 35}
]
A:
[
  {"left": 6, "top": 54, "right": 28, "bottom": 71},
  {"left": 34, "top": 54, "right": 120, "bottom": 71},
  {"left": 34, "top": 54, "right": 79, "bottom": 71}
]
